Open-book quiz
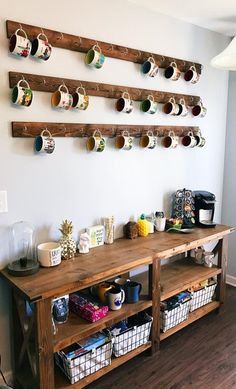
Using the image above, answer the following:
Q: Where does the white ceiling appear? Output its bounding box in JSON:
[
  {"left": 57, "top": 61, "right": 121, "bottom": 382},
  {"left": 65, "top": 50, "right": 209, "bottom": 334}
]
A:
[{"left": 128, "top": 0, "right": 236, "bottom": 36}]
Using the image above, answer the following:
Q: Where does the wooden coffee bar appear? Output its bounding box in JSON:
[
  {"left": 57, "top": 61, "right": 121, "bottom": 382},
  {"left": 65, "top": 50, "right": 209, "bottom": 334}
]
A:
[{"left": 0, "top": 224, "right": 233, "bottom": 389}]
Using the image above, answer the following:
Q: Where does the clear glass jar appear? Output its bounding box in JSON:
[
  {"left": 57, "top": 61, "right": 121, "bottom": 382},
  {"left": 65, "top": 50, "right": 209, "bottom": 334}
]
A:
[{"left": 7, "top": 221, "right": 39, "bottom": 276}]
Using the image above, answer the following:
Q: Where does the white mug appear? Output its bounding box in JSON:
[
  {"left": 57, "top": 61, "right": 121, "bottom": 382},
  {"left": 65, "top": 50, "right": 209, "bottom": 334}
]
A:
[
  {"left": 9, "top": 28, "right": 31, "bottom": 57},
  {"left": 116, "top": 92, "right": 133, "bottom": 113},
  {"left": 115, "top": 130, "right": 133, "bottom": 150},
  {"left": 107, "top": 288, "right": 125, "bottom": 310},
  {"left": 31, "top": 33, "right": 52, "bottom": 61},
  {"left": 177, "top": 98, "right": 188, "bottom": 117},
  {"left": 140, "top": 95, "right": 158, "bottom": 114},
  {"left": 51, "top": 84, "right": 73, "bottom": 110},
  {"left": 140, "top": 130, "right": 157, "bottom": 149},
  {"left": 37, "top": 242, "right": 62, "bottom": 267},
  {"left": 72, "top": 86, "right": 89, "bottom": 110},
  {"left": 34, "top": 129, "right": 55, "bottom": 154},
  {"left": 162, "top": 131, "right": 178, "bottom": 148},
  {"left": 163, "top": 97, "right": 179, "bottom": 115},
  {"left": 195, "top": 132, "right": 206, "bottom": 148},
  {"left": 141, "top": 57, "right": 158, "bottom": 77},
  {"left": 181, "top": 131, "right": 197, "bottom": 148},
  {"left": 184, "top": 65, "right": 200, "bottom": 84},
  {"left": 155, "top": 217, "right": 166, "bottom": 232},
  {"left": 86, "top": 130, "right": 106, "bottom": 152}
]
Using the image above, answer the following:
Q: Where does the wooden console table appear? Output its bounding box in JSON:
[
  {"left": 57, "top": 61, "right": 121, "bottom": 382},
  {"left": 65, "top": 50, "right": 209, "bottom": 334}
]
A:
[{"left": 0, "top": 224, "right": 233, "bottom": 389}]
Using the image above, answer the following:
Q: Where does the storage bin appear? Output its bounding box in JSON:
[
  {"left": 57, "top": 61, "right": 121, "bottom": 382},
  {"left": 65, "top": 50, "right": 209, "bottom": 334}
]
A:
[
  {"left": 189, "top": 282, "right": 217, "bottom": 312},
  {"left": 160, "top": 298, "right": 191, "bottom": 332},
  {"left": 55, "top": 339, "right": 113, "bottom": 384},
  {"left": 110, "top": 313, "right": 153, "bottom": 357}
]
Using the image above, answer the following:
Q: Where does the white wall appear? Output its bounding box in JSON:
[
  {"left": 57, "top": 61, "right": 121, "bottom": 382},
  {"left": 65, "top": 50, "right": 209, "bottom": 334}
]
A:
[
  {"left": 0, "top": 0, "right": 229, "bottom": 375},
  {"left": 222, "top": 71, "right": 236, "bottom": 278}
]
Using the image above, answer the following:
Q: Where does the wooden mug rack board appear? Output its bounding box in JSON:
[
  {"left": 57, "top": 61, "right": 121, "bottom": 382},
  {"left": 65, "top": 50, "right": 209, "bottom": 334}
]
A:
[
  {"left": 9, "top": 72, "right": 200, "bottom": 105},
  {"left": 6, "top": 20, "right": 202, "bottom": 74},
  {"left": 12, "top": 122, "right": 200, "bottom": 138}
]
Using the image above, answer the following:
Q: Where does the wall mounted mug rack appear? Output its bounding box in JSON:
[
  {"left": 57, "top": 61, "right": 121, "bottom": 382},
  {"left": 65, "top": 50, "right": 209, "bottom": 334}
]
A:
[
  {"left": 12, "top": 122, "right": 201, "bottom": 138},
  {"left": 9, "top": 72, "right": 201, "bottom": 106},
  {"left": 6, "top": 20, "right": 202, "bottom": 74}
]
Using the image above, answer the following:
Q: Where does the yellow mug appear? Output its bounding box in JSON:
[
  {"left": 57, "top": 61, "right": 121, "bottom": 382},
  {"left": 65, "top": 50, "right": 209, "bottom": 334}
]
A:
[{"left": 97, "top": 282, "right": 114, "bottom": 303}]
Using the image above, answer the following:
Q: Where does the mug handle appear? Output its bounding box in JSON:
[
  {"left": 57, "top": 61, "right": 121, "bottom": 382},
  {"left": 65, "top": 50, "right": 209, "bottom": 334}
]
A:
[
  {"left": 147, "top": 130, "right": 154, "bottom": 137},
  {"left": 37, "top": 32, "right": 49, "bottom": 42},
  {"left": 179, "top": 98, "right": 185, "bottom": 105},
  {"left": 76, "top": 86, "right": 86, "bottom": 96},
  {"left": 15, "top": 28, "right": 28, "bottom": 39},
  {"left": 59, "top": 84, "right": 69, "bottom": 94},
  {"left": 122, "top": 130, "right": 129, "bottom": 137},
  {"left": 18, "top": 79, "right": 30, "bottom": 89},
  {"left": 190, "top": 65, "right": 196, "bottom": 71},
  {"left": 41, "top": 129, "right": 52, "bottom": 137},
  {"left": 169, "top": 97, "right": 176, "bottom": 103},
  {"left": 147, "top": 56, "right": 155, "bottom": 63},
  {"left": 169, "top": 130, "right": 175, "bottom": 137},
  {"left": 92, "top": 44, "right": 101, "bottom": 53},
  {"left": 93, "top": 129, "right": 102, "bottom": 137},
  {"left": 122, "top": 91, "right": 130, "bottom": 100},
  {"left": 120, "top": 289, "right": 125, "bottom": 304},
  {"left": 147, "top": 95, "right": 154, "bottom": 102},
  {"left": 188, "top": 131, "right": 193, "bottom": 136},
  {"left": 170, "top": 61, "right": 177, "bottom": 68}
]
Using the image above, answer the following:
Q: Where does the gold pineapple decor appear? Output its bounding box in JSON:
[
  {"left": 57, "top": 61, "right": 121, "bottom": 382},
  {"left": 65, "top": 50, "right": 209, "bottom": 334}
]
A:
[{"left": 59, "top": 220, "right": 77, "bottom": 259}]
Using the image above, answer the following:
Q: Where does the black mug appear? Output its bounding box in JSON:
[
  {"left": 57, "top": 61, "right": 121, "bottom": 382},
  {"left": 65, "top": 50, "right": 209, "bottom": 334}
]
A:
[{"left": 125, "top": 281, "right": 142, "bottom": 303}]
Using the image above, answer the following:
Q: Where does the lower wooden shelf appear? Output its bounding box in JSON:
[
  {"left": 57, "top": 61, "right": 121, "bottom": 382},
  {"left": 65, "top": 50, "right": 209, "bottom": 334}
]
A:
[
  {"left": 160, "top": 300, "right": 220, "bottom": 340},
  {"left": 55, "top": 342, "right": 151, "bottom": 389},
  {"left": 54, "top": 297, "right": 152, "bottom": 352}
]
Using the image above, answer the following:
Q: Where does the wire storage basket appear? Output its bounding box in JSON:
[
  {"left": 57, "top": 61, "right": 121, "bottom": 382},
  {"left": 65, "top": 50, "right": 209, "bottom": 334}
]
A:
[
  {"left": 160, "top": 292, "right": 192, "bottom": 332},
  {"left": 189, "top": 281, "right": 217, "bottom": 312},
  {"left": 55, "top": 335, "right": 112, "bottom": 384},
  {"left": 107, "top": 312, "right": 153, "bottom": 357}
]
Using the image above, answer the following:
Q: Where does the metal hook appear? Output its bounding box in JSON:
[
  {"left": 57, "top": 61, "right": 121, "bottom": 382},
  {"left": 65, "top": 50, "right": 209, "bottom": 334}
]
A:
[
  {"left": 59, "top": 31, "right": 64, "bottom": 40},
  {"left": 23, "top": 125, "right": 27, "bottom": 132},
  {"left": 43, "top": 78, "right": 46, "bottom": 85},
  {"left": 19, "top": 23, "right": 23, "bottom": 30},
  {"left": 161, "top": 56, "right": 165, "bottom": 63},
  {"left": 21, "top": 74, "right": 25, "bottom": 81},
  {"left": 41, "top": 28, "right": 44, "bottom": 35}
]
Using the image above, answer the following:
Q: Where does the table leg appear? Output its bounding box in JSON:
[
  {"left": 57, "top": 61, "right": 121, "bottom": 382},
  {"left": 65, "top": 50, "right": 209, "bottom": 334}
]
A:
[
  {"left": 216, "top": 236, "right": 229, "bottom": 305},
  {"left": 35, "top": 298, "right": 54, "bottom": 389},
  {"left": 149, "top": 260, "right": 161, "bottom": 354}
]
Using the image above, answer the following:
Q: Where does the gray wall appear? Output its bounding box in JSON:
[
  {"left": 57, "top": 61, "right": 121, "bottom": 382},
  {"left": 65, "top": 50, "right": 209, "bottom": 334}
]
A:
[
  {"left": 222, "top": 71, "right": 236, "bottom": 277},
  {"left": 0, "top": 0, "right": 230, "bottom": 377}
]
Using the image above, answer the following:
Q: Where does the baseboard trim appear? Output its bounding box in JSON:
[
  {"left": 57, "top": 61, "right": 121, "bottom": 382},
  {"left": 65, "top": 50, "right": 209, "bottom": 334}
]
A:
[
  {"left": 226, "top": 274, "right": 236, "bottom": 287},
  {"left": 0, "top": 370, "right": 13, "bottom": 386}
]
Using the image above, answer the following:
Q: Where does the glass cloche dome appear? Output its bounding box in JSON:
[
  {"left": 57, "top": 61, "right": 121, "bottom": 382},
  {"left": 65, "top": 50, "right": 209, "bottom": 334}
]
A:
[{"left": 7, "top": 221, "right": 39, "bottom": 276}]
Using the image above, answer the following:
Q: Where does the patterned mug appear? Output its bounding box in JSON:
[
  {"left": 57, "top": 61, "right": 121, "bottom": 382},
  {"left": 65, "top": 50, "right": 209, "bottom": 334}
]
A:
[
  {"left": 12, "top": 79, "right": 33, "bottom": 107},
  {"left": 192, "top": 100, "right": 207, "bottom": 117},
  {"left": 184, "top": 65, "right": 200, "bottom": 84},
  {"left": 72, "top": 86, "right": 89, "bottom": 110},
  {"left": 31, "top": 33, "right": 52, "bottom": 61},
  {"left": 164, "top": 61, "right": 181, "bottom": 81},
  {"left": 181, "top": 131, "right": 197, "bottom": 148},
  {"left": 141, "top": 57, "right": 159, "bottom": 77},
  {"left": 162, "top": 131, "right": 179, "bottom": 148},
  {"left": 176, "top": 98, "right": 188, "bottom": 117},
  {"left": 163, "top": 97, "right": 179, "bottom": 115},
  {"left": 86, "top": 130, "right": 106, "bottom": 152},
  {"left": 140, "top": 130, "right": 157, "bottom": 149},
  {"left": 51, "top": 84, "right": 73, "bottom": 110},
  {"left": 9, "top": 28, "right": 31, "bottom": 57},
  {"left": 115, "top": 130, "right": 133, "bottom": 150},
  {"left": 140, "top": 95, "right": 158, "bottom": 114},
  {"left": 85, "top": 44, "right": 105, "bottom": 69},
  {"left": 116, "top": 92, "right": 133, "bottom": 113},
  {"left": 34, "top": 129, "right": 55, "bottom": 154}
]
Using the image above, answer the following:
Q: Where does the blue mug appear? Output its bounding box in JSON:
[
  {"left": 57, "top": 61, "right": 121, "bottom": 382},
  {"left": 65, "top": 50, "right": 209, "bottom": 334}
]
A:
[{"left": 125, "top": 281, "right": 142, "bottom": 303}]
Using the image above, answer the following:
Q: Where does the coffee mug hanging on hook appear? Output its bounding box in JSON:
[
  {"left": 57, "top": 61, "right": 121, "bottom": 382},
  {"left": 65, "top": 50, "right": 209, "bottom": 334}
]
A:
[
  {"left": 51, "top": 84, "right": 73, "bottom": 110},
  {"left": 11, "top": 79, "right": 33, "bottom": 107},
  {"left": 34, "top": 129, "right": 55, "bottom": 154},
  {"left": 86, "top": 130, "right": 106, "bottom": 152},
  {"left": 9, "top": 27, "right": 31, "bottom": 57},
  {"left": 72, "top": 86, "right": 89, "bottom": 110},
  {"left": 31, "top": 32, "right": 52, "bottom": 61},
  {"left": 85, "top": 44, "right": 105, "bottom": 69}
]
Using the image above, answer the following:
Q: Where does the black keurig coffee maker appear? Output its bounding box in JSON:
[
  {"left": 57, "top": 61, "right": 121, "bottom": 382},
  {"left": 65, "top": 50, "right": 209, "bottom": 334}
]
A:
[{"left": 193, "top": 191, "right": 216, "bottom": 227}]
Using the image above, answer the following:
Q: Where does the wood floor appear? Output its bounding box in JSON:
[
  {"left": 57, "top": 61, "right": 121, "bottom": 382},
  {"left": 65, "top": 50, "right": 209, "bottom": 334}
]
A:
[{"left": 88, "top": 286, "right": 236, "bottom": 389}]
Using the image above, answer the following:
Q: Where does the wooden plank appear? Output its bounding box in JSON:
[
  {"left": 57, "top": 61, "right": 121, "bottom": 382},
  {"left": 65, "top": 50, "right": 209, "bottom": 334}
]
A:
[
  {"left": 6, "top": 20, "right": 202, "bottom": 73},
  {"left": 160, "top": 259, "right": 221, "bottom": 301},
  {"left": 160, "top": 301, "right": 220, "bottom": 340},
  {"left": 0, "top": 225, "right": 233, "bottom": 302},
  {"left": 55, "top": 342, "right": 151, "bottom": 389},
  {"left": 54, "top": 298, "right": 152, "bottom": 352},
  {"left": 216, "top": 236, "right": 229, "bottom": 304},
  {"left": 35, "top": 299, "right": 54, "bottom": 389},
  {"left": 12, "top": 122, "right": 200, "bottom": 138},
  {"left": 9, "top": 71, "right": 200, "bottom": 106}
]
